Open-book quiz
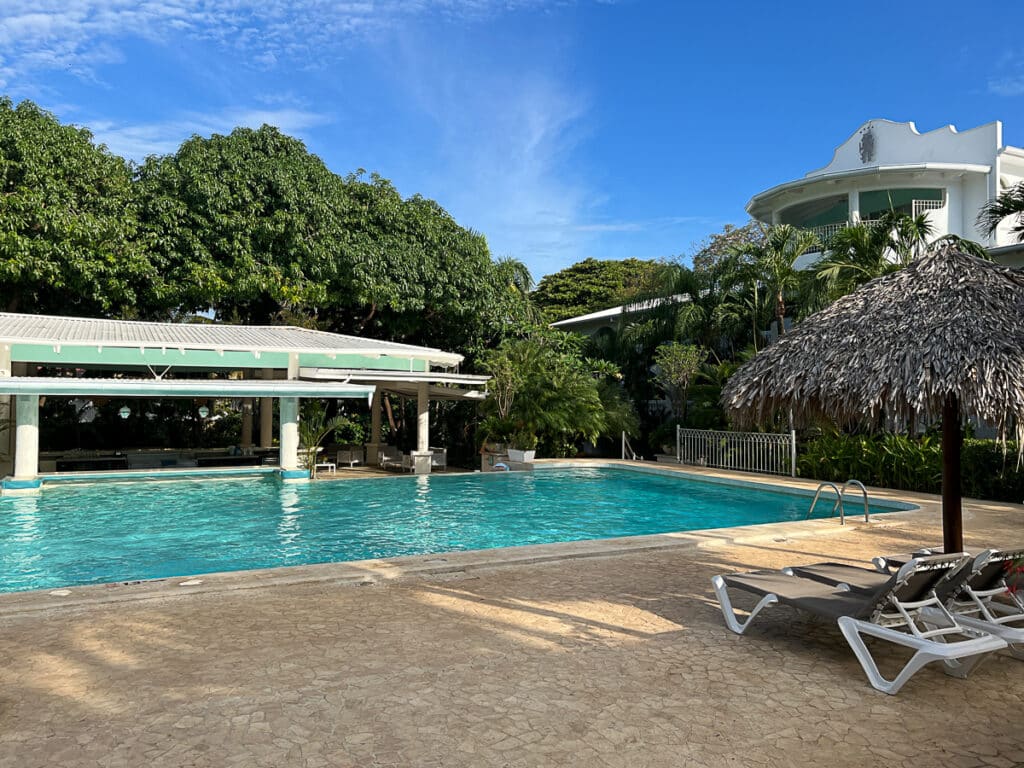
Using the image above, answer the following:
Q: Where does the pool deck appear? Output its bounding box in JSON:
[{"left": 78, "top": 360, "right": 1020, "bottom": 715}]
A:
[{"left": 0, "top": 460, "right": 1021, "bottom": 767}]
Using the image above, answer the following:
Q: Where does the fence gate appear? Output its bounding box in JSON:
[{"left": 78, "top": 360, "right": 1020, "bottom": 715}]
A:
[{"left": 676, "top": 426, "right": 796, "bottom": 477}]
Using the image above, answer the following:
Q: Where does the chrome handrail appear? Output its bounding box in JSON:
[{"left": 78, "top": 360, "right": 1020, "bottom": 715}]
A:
[
  {"left": 806, "top": 482, "right": 842, "bottom": 521},
  {"left": 841, "top": 479, "right": 870, "bottom": 523}
]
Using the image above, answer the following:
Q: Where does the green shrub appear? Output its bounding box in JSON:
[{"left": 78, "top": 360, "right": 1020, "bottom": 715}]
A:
[{"left": 798, "top": 431, "right": 1024, "bottom": 502}]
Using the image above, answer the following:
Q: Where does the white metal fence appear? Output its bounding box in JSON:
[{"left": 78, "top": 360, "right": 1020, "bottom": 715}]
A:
[{"left": 675, "top": 426, "right": 796, "bottom": 477}]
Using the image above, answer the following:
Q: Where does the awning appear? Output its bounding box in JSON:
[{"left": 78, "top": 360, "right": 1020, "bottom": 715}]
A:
[
  {"left": 298, "top": 367, "right": 489, "bottom": 401},
  {"left": 299, "top": 367, "right": 490, "bottom": 386},
  {"left": 0, "top": 377, "right": 376, "bottom": 400}
]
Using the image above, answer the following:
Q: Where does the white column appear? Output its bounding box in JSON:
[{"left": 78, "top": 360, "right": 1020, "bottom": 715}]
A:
[
  {"left": 416, "top": 381, "right": 429, "bottom": 453},
  {"left": 411, "top": 381, "right": 432, "bottom": 475},
  {"left": 848, "top": 190, "right": 860, "bottom": 223},
  {"left": 240, "top": 398, "right": 254, "bottom": 448},
  {"left": 13, "top": 394, "right": 39, "bottom": 480},
  {"left": 278, "top": 397, "right": 299, "bottom": 471},
  {"left": 366, "top": 389, "right": 383, "bottom": 466},
  {"left": 258, "top": 368, "right": 275, "bottom": 449}
]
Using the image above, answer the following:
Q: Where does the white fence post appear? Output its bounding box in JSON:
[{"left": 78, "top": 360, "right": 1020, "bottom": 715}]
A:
[
  {"left": 676, "top": 424, "right": 681, "bottom": 464},
  {"left": 790, "top": 429, "right": 797, "bottom": 477}
]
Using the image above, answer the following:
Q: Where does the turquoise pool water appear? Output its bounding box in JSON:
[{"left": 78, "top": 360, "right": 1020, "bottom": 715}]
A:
[{"left": 0, "top": 467, "right": 912, "bottom": 593}]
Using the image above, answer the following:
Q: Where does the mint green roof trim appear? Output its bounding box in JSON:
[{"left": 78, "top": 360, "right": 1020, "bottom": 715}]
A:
[
  {"left": 296, "top": 352, "right": 428, "bottom": 372},
  {"left": 0, "top": 377, "right": 376, "bottom": 399},
  {"left": 11, "top": 343, "right": 291, "bottom": 369}
]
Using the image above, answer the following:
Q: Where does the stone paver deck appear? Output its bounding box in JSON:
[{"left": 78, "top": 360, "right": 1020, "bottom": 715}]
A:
[{"left": 0, "top": 468, "right": 1021, "bottom": 767}]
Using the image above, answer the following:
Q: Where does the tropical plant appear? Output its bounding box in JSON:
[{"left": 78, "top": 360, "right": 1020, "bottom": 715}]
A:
[
  {"left": 977, "top": 181, "right": 1024, "bottom": 243},
  {"left": 652, "top": 342, "right": 705, "bottom": 420},
  {"left": 298, "top": 401, "right": 355, "bottom": 478},
  {"left": 478, "top": 327, "right": 628, "bottom": 456},
  {"left": 735, "top": 224, "right": 819, "bottom": 337}
]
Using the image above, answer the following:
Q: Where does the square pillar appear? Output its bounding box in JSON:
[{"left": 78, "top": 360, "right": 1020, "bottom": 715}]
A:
[
  {"left": 4, "top": 393, "right": 42, "bottom": 493},
  {"left": 259, "top": 368, "right": 275, "bottom": 448},
  {"left": 411, "top": 381, "right": 432, "bottom": 475},
  {"left": 366, "top": 389, "right": 384, "bottom": 466},
  {"left": 240, "top": 398, "right": 254, "bottom": 448},
  {"left": 848, "top": 190, "right": 860, "bottom": 224},
  {"left": 278, "top": 396, "right": 301, "bottom": 474}
]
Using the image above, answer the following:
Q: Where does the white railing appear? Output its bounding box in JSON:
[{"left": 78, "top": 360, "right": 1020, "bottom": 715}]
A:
[
  {"left": 912, "top": 199, "right": 943, "bottom": 216},
  {"left": 675, "top": 426, "right": 796, "bottom": 477},
  {"left": 803, "top": 200, "right": 944, "bottom": 244},
  {"left": 807, "top": 222, "right": 848, "bottom": 242}
]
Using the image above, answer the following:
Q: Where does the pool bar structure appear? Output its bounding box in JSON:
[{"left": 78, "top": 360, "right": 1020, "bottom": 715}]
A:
[{"left": 0, "top": 313, "right": 488, "bottom": 494}]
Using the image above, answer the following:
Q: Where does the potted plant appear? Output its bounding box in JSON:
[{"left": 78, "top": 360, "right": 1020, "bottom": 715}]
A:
[{"left": 508, "top": 429, "right": 538, "bottom": 463}]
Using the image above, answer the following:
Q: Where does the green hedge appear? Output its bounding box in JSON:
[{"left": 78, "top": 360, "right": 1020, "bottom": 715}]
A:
[{"left": 798, "top": 432, "right": 1024, "bottom": 503}]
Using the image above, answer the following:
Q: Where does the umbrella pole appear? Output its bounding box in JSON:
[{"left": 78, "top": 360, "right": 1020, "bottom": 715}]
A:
[{"left": 941, "top": 394, "right": 964, "bottom": 553}]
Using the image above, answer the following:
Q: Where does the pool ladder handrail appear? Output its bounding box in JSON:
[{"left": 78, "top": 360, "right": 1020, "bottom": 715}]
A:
[{"left": 806, "top": 479, "right": 871, "bottom": 525}]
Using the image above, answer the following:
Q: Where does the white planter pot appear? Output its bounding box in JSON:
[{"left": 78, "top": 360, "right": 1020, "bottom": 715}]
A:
[{"left": 508, "top": 448, "right": 535, "bottom": 463}]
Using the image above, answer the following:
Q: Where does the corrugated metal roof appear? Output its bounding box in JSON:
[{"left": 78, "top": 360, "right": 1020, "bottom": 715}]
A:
[{"left": 0, "top": 313, "right": 462, "bottom": 365}]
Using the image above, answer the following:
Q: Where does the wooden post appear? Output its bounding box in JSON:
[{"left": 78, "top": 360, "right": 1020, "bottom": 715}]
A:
[{"left": 941, "top": 394, "right": 963, "bottom": 553}]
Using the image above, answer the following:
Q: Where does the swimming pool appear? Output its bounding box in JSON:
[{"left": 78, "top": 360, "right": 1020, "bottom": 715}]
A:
[{"left": 0, "top": 467, "right": 914, "bottom": 593}]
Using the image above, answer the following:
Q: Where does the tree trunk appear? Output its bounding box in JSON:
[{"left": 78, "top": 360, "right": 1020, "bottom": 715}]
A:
[{"left": 775, "top": 291, "right": 786, "bottom": 337}]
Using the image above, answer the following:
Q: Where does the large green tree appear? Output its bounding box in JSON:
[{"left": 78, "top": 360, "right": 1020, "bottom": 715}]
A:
[
  {"left": 137, "top": 126, "right": 532, "bottom": 352},
  {"left": 531, "top": 257, "right": 660, "bottom": 322},
  {"left": 137, "top": 125, "right": 346, "bottom": 323},
  {"left": 0, "top": 98, "right": 164, "bottom": 316}
]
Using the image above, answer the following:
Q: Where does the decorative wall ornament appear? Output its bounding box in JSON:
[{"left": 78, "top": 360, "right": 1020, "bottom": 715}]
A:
[{"left": 859, "top": 125, "right": 876, "bottom": 163}]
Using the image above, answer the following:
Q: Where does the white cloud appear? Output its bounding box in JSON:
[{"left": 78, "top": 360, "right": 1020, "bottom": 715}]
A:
[
  {"left": 989, "top": 75, "right": 1024, "bottom": 97},
  {"left": 0, "top": 0, "right": 559, "bottom": 88},
  {"left": 87, "top": 107, "right": 331, "bottom": 160}
]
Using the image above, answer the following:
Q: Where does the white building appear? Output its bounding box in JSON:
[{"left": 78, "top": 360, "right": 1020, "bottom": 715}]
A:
[{"left": 746, "top": 119, "right": 1024, "bottom": 264}]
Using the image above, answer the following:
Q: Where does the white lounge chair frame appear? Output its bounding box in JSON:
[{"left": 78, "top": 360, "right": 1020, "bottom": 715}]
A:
[
  {"left": 935, "top": 549, "right": 1024, "bottom": 660},
  {"left": 712, "top": 557, "right": 1007, "bottom": 695}
]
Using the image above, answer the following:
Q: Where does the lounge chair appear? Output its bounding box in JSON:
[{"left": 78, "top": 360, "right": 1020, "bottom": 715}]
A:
[
  {"left": 711, "top": 553, "right": 1007, "bottom": 694},
  {"left": 934, "top": 548, "right": 1024, "bottom": 660},
  {"left": 789, "top": 548, "right": 1024, "bottom": 660}
]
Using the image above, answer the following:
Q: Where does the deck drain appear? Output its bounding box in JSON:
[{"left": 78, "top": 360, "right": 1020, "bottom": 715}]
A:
[
  {"left": 48, "top": 589, "right": 72, "bottom": 597},
  {"left": 178, "top": 579, "right": 204, "bottom": 587}
]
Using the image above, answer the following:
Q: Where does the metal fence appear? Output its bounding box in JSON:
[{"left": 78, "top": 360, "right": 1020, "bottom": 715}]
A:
[{"left": 676, "top": 426, "right": 796, "bottom": 477}]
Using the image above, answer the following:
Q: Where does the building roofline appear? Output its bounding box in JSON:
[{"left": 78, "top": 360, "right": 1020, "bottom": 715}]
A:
[{"left": 746, "top": 162, "right": 992, "bottom": 218}]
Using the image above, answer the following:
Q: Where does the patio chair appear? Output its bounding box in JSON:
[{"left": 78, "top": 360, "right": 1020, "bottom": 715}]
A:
[
  {"left": 932, "top": 548, "right": 1024, "bottom": 660},
  {"left": 789, "top": 548, "right": 1024, "bottom": 660},
  {"left": 429, "top": 446, "right": 447, "bottom": 471},
  {"left": 711, "top": 553, "right": 1007, "bottom": 694},
  {"left": 378, "top": 445, "right": 401, "bottom": 469}
]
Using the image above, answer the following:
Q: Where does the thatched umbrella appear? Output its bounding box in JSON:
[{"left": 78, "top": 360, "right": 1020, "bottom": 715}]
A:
[{"left": 722, "top": 245, "right": 1024, "bottom": 553}]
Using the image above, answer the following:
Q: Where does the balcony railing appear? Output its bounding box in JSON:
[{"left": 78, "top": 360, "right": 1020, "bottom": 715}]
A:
[{"left": 802, "top": 200, "right": 944, "bottom": 246}]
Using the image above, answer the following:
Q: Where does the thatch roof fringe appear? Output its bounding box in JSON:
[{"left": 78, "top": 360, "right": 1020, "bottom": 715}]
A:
[{"left": 721, "top": 246, "right": 1024, "bottom": 439}]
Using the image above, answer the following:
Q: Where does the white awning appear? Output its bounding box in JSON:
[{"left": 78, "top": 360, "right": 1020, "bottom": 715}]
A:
[
  {"left": 299, "top": 367, "right": 489, "bottom": 401},
  {"left": 299, "top": 367, "right": 490, "bottom": 386},
  {"left": 0, "top": 377, "right": 376, "bottom": 400}
]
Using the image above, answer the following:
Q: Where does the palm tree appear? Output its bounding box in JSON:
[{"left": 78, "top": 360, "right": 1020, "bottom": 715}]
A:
[
  {"left": 977, "top": 182, "right": 1024, "bottom": 243},
  {"left": 812, "top": 212, "right": 937, "bottom": 306},
  {"left": 736, "top": 224, "right": 819, "bottom": 338}
]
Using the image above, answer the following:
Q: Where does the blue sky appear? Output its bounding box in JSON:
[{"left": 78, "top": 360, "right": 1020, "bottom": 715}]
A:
[{"left": 1, "top": 1, "right": 1022, "bottom": 280}]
